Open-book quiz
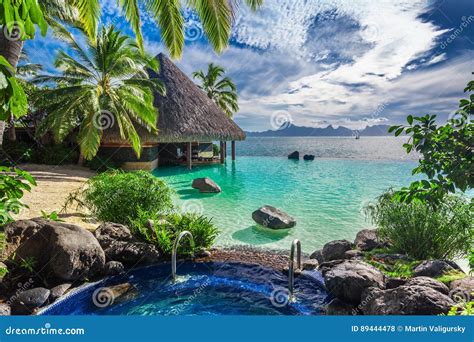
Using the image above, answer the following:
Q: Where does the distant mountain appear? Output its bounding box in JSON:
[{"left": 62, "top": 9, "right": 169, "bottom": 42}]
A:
[{"left": 245, "top": 123, "right": 392, "bottom": 137}]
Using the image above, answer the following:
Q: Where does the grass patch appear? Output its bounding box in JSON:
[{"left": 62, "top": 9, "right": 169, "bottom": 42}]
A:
[
  {"left": 367, "top": 259, "right": 419, "bottom": 279},
  {"left": 435, "top": 271, "right": 466, "bottom": 284}
]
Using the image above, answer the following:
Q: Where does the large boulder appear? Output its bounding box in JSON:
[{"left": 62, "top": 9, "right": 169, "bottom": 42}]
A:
[
  {"left": 324, "top": 260, "right": 385, "bottom": 304},
  {"left": 94, "top": 222, "right": 136, "bottom": 246},
  {"left": 325, "top": 298, "right": 356, "bottom": 315},
  {"left": 361, "top": 285, "right": 454, "bottom": 315},
  {"left": 252, "top": 205, "right": 296, "bottom": 229},
  {"left": 450, "top": 277, "right": 474, "bottom": 300},
  {"left": 12, "top": 220, "right": 105, "bottom": 281},
  {"left": 309, "top": 249, "right": 323, "bottom": 264},
  {"left": 288, "top": 151, "right": 299, "bottom": 160},
  {"left": 303, "top": 154, "right": 315, "bottom": 161},
  {"left": 192, "top": 178, "right": 221, "bottom": 193},
  {"left": 104, "top": 261, "right": 125, "bottom": 276},
  {"left": 354, "top": 229, "right": 382, "bottom": 251},
  {"left": 103, "top": 241, "right": 160, "bottom": 267},
  {"left": 11, "top": 287, "right": 50, "bottom": 315},
  {"left": 406, "top": 277, "right": 449, "bottom": 295},
  {"left": 322, "top": 240, "right": 352, "bottom": 261},
  {"left": 413, "top": 260, "right": 463, "bottom": 278}
]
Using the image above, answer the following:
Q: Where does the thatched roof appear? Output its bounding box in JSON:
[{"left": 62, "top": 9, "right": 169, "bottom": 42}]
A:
[{"left": 102, "top": 53, "right": 245, "bottom": 145}]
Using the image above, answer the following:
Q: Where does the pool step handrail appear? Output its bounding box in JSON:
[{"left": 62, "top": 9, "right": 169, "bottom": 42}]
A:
[
  {"left": 288, "top": 239, "right": 302, "bottom": 295},
  {"left": 171, "top": 231, "right": 195, "bottom": 281}
]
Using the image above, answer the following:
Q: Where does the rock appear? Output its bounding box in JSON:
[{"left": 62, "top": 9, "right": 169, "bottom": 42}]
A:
[
  {"left": 94, "top": 222, "right": 136, "bottom": 247},
  {"left": 413, "top": 260, "right": 463, "bottom": 278},
  {"left": 11, "top": 287, "right": 50, "bottom": 315},
  {"left": 0, "top": 303, "right": 11, "bottom": 315},
  {"left": 104, "top": 241, "right": 160, "bottom": 267},
  {"left": 49, "top": 283, "right": 72, "bottom": 302},
  {"left": 309, "top": 250, "right": 323, "bottom": 264},
  {"left": 192, "top": 177, "right": 221, "bottom": 193},
  {"left": 450, "top": 277, "right": 473, "bottom": 299},
  {"left": 252, "top": 205, "right": 296, "bottom": 229},
  {"left": 326, "top": 298, "right": 357, "bottom": 315},
  {"left": 354, "top": 229, "right": 382, "bottom": 251},
  {"left": 303, "top": 154, "right": 315, "bottom": 161},
  {"left": 12, "top": 220, "right": 105, "bottom": 281},
  {"left": 344, "top": 250, "right": 364, "bottom": 260},
  {"left": 195, "top": 249, "right": 212, "bottom": 258},
  {"left": 319, "top": 260, "right": 345, "bottom": 274},
  {"left": 288, "top": 151, "right": 299, "bottom": 160},
  {"left": 4, "top": 219, "right": 42, "bottom": 245},
  {"left": 361, "top": 285, "right": 454, "bottom": 315},
  {"left": 302, "top": 259, "right": 319, "bottom": 270},
  {"left": 406, "top": 277, "right": 449, "bottom": 295},
  {"left": 322, "top": 240, "right": 353, "bottom": 261},
  {"left": 104, "top": 261, "right": 125, "bottom": 276},
  {"left": 385, "top": 278, "right": 406, "bottom": 289},
  {"left": 324, "top": 260, "right": 385, "bottom": 305}
]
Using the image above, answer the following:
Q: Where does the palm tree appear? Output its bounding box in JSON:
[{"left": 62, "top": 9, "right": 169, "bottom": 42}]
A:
[
  {"left": 33, "top": 26, "right": 164, "bottom": 160},
  {"left": 193, "top": 63, "right": 238, "bottom": 117}
]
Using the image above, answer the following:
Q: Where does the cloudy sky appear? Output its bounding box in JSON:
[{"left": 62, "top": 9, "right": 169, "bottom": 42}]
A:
[{"left": 26, "top": 0, "right": 474, "bottom": 131}]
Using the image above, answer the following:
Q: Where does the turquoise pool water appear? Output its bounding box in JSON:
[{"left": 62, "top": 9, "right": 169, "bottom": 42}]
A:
[{"left": 153, "top": 156, "right": 417, "bottom": 253}]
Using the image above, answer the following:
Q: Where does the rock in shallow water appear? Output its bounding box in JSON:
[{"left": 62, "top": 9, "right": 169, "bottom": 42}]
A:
[
  {"left": 252, "top": 205, "right": 296, "bottom": 229},
  {"left": 288, "top": 151, "right": 299, "bottom": 160},
  {"left": 192, "top": 177, "right": 221, "bottom": 193},
  {"left": 303, "top": 154, "right": 315, "bottom": 160}
]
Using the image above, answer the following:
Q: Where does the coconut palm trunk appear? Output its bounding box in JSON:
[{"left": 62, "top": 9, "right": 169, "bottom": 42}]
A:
[{"left": 0, "top": 26, "right": 24, "bottom": 145}]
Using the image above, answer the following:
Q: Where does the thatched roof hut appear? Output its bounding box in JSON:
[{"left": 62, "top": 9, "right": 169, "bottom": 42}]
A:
[{"left": 99, "top": 53, "right": 245, "bottom": 170}]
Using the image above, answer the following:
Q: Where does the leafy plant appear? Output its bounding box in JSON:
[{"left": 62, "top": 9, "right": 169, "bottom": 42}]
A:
[
  {"left": 435, "top": 270, "right": 466, "bottom": 285},
  {"left": 0, "top": 265, "right": 7, "bottom": 278},
  {"left": 0, "top": 166, "right": 36, "bottom": 225},
  {"left": 389, "top": 79, "right": 473, "bottom": 204},
  {"left": 33, "top": 26, "right": 164, "bottom": 160},
  {"left": 40, "top": 210, "right": 64, "bottom": 222},
  {"left": 365, "top": 191, "right": 473, "bottom": 260},
  {"left": 65, "top": 170, "right": 174, "bottom": 226},
  {"left": 19, "top": 256, "right": 37, "bottom": 273},
  {"left": 193, "top": 63, "right": 239, "bottom": 117},
  {"left": 469, "top": 249, "right": 474, "bottom": 275},
  {"left": 367, "top": 259, "right": 418, "bottom": 279},
  {"left": 129, "top": 209, "right": 219, "bottom": 257},
  {"left": 447, "top": 302, "right": 474, "bottom": 316}
]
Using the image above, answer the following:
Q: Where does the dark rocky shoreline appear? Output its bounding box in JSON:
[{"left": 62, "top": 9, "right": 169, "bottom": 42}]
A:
[{"left": 0, "top": 219, "right": 471, "bottom": 316}]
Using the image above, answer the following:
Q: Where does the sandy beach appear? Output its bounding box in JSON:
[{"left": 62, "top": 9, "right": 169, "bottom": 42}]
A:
[{"left": 15, "top": 164, "right": 97, "bottom": 230}]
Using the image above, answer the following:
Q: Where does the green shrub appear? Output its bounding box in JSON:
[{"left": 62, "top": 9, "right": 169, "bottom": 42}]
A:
[
  {"left": 129, "top": 209, "right": 219, "bottom": 257},
  {"left": 365, "top": 191, "right": 473, "bottom": 260},
  {"left": 0, "top": 140, "right": 34, "bottom": 165},
  {"left": 66, "top": 170, "right": 174, "bottom": 225},
  {"left": 32, "top": 144, "right": 78, "bottom": 165}
]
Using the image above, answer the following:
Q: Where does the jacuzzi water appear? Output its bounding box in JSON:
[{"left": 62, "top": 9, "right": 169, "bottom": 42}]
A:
[{"left": 40, "top": 262, "right": 329, "bottom": 315}]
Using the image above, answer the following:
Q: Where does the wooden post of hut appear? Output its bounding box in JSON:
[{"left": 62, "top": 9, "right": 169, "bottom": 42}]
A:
[
  {"left": 220, "top": 141, "right": 225, "bottom": 164},
  {"left": 187, "top": 142, "right": 192, "bottom": 169},
  {"left": 231, "top": 141, "right": 236, "bottom": 161}
]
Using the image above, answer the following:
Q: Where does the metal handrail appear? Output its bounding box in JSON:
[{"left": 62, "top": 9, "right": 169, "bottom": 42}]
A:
[
  {"left": 288, "top": 239, "right": 301, "bottom": 295},
  {"left": 171, "top": 231, "right": 195, "bottom": 281}
]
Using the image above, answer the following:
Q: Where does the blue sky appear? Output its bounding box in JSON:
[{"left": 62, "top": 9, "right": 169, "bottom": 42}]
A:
[{"left": 26, "top": 0, "right": 474, "bottom": 131}]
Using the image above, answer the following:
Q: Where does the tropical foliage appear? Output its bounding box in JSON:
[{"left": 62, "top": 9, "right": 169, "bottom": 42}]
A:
[
  {"left": 193, "top": 63, "right": 238, "bottom": 117},
  {"left": 389, "top": 79, "right": 473, "bottom": 204},
  {"left": 0, "top": 56, "right": 27, "bottom": 121},
  {"left": 71, "top": 0, "right": 263, "bottom": 57},
  {"left": 129, "top": 209, "right": 219, "bottom": 256},
  {"left": 365, "top": 191, "right": 473, "bottom": 260},
  {"left": 0, "top": 165, "right": 36, "bottom": 225},
  {"left": 64, "top": 170, "right": 174, "bottom": 226},
  {"left": 34, "top": 26, "right": 164, "bottom": 159}
]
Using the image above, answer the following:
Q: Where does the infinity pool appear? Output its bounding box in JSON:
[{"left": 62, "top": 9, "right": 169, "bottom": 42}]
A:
[{"left": 40, "top": 262, "right": 329, "bottom": 315}]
